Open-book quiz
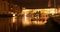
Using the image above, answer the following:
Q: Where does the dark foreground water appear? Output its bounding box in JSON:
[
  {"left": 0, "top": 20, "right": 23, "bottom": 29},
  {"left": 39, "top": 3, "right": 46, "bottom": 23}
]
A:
[
  {"left": 0, "top": 16, "right": 22, "bottom": 32},
  {"left": 0, "top": 16, "right": 60, "bottom": 32},
  {"left": 0, "top": 16, "right": 46, "bottom": 32}
]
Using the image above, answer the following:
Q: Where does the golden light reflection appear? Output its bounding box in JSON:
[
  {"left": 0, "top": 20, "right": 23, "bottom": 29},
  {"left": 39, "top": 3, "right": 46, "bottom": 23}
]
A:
[
  {"left": 12, "top": 16, "right": 17, "bottom": 23},
  {"left": 25, "top": 14, "right": 27, "bottom": 21},
  {"left": 32, "top": 21, "right": 47, "bottom": 25},
  {"left": 22, "top": 14, "right": 31, "bottom": 26}
]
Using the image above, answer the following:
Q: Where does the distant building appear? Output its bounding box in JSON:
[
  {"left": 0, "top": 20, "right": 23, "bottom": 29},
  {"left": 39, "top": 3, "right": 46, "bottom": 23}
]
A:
[
  {"left": 0, "top": 0, "right": 21, "bottom": 14},
  {"left": 10, "top": 3, "right": 21, "bottom": 14},
  {"left": 0, "top": 0, "right": 9, "bottom": 14}
]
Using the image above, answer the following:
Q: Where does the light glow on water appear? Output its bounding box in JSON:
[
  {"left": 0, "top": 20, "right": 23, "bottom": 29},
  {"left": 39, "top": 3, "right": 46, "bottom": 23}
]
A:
[
  {"left": 12, "top": 16, "right": 17, "bottom": 23},
  {"left": 32, "top": 21, "right": 47, "bottom": 25},
  {"left": 22, "top": 14, "right": 31, "bottom": 26},
  {"left": 25, "top": 14, "right": 27, "bottom": 22}
]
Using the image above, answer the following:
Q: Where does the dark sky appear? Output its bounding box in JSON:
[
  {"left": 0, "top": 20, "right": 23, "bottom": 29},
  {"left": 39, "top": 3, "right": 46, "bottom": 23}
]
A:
[{"left": 9, "top": 0, "right": 60, "bottom": 8}]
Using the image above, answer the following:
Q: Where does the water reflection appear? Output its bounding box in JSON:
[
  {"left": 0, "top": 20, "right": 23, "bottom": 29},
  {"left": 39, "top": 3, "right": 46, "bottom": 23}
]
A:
[
  {"left": 0, "top": 16, "right": 18, "bottom": 32},
  {"left": 0, "top": 17, "right": 12, "bottom": 32},
  {"left": 22, "top": 14, "right": 31, "bottom": 27},
  {"left": 10, "top": 16, "right": 18, "bottom": 32},
  {"left": 12, "top": 16, "right": 17, "bottom": 23}
]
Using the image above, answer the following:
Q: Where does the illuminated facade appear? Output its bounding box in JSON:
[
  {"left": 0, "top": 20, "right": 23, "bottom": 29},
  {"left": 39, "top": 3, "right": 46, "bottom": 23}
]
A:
[
  {"left": 0, "top": 0, "right": 21, "bottom": 15},
  {"left": 22, "top": 8, "right": 58, "bottom": 26}
]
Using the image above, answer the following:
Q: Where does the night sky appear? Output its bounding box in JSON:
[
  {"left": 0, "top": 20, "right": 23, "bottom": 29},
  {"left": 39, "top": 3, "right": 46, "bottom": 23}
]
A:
[{"left": 9, "top": 0, "right": 60, "bottom": 8}]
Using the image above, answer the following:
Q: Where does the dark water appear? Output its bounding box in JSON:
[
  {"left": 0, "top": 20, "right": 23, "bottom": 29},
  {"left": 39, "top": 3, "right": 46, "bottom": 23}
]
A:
[
  {"left": 0, "top": 16, "right": 22, "bottom": 32},
  {"left": 0, "top": 16, "right": 60, "bottom": 32},
  {"left": 0, "top": 17, "right": 11, "bottom": 32},
  {"left": 0, "top": 16, "right": 47, "bottom": 32}
]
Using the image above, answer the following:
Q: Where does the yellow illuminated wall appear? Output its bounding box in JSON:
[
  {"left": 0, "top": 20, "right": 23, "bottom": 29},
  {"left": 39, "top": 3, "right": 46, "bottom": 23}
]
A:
[{"left": 22, "top": 8, "right": 57, "bottom": 26}]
